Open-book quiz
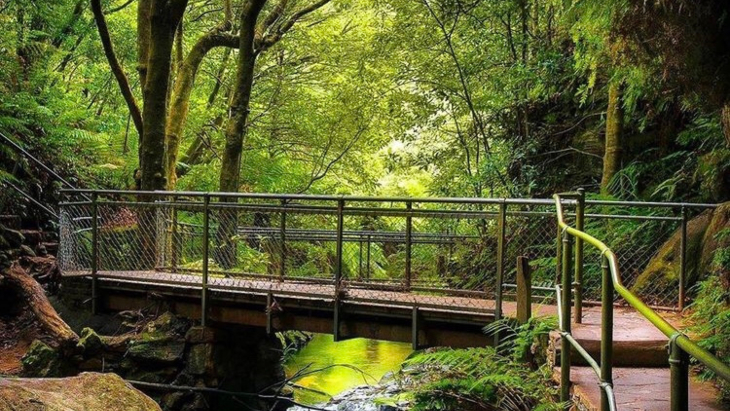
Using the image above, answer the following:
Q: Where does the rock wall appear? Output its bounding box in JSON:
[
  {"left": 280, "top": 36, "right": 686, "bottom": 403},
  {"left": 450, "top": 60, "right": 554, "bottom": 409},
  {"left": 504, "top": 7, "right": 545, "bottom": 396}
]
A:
[
  {"left": 633, "top": 202, "right": 730, "bottom": 303},
  {"left": 22, "top": 312, "right": 287, "bottom": 411}
]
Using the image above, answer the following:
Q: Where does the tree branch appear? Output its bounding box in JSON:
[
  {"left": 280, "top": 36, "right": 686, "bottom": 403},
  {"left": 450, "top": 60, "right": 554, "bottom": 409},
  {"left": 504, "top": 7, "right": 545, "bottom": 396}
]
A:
[
  {"left": 256, "top": 0, "right": 331, "bottom": 52},
  {"left": 106, "top": 0, "right": 136, "bottom": 14},
  {"left": 91, "top": 0, "right": 143, "bottom": 137}
]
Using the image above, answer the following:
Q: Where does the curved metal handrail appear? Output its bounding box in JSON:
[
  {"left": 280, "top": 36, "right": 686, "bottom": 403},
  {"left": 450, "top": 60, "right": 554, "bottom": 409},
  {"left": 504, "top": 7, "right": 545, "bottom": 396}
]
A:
[{"left": 554, "top": 193, "right": 730, "bottom": 410}]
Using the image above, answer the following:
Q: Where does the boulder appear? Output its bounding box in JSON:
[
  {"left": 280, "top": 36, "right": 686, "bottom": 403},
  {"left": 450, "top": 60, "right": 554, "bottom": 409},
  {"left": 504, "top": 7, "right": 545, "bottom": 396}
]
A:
[
  {"left": 21, "top": 340, "right": 66, "bottom": 378},
  {"left": 0, "top": 372, "right": 161, "bottom": 410}
]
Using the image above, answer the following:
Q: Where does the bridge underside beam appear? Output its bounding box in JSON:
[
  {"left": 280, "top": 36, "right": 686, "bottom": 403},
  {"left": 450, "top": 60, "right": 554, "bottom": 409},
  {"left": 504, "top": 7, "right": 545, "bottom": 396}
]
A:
[{"left": 66, "top": 277, "right": 493, "bottom": 348}]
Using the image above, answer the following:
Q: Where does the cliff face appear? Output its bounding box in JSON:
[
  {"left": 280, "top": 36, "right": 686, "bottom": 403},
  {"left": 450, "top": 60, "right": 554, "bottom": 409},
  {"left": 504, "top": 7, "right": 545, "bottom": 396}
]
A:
[{"left": 633, "top": 202, "right": 730, "bottom": 303}]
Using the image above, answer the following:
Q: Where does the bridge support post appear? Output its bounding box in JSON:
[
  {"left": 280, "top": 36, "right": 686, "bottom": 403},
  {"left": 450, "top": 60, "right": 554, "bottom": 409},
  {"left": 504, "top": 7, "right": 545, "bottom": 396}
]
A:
[
  {"left": 366, "top": 234, "right": 371, "bottom": 281},
  {"left": 333, "top": 298, "right": 341, "bottom": 341},
  {"left": 405, "top": 201, "right": 412, "bottom": 290},
  {"left": 266, "top": 292, "right": 273, "bottom": 335},
  {"left": 91, "top": 192, "right": 98, "bottom": 315},
  {"left": 574, "top": 188, "right": 585, "bottom": 323},
  {"left": 412, "top": 305, "right": 422, "bottom": 350},
  {"left": 335, "top": 199, "right": 344, "bottom": 285},
  {"left": 334, "top": 198, "right": 344, "bottom": 341},
  {"left": 494, "top": 201, "right": 507, "bottom": 347},
  {"left": 201, "top": 194, "right": 210, "bottom": 327},
  {"left": 560, "top": 231, "right": 573, "bottom": 405},
  {"left": 280, "top": 199, "right": 287, "bottom": 281},
  {"left": 171, "top": 195, "right": 179, "bottom": 273},
  {"left": 600, "top": 254, "right": 614, "bottom": 411},
  {"left": 669, "top": 335, "right": 689, "bottom": 411},
  {"left": 516, "top": 256, "right": 531, "bottom": 324}
]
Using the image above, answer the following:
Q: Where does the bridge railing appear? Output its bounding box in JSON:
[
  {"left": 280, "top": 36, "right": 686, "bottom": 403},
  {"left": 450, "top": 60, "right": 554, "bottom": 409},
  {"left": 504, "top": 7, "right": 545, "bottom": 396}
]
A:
[
  {"left": 58, "top": 189, "right": 706, "bottom": 324},
  {"left": 554, "top": 193, "right": 730, "bottom": 411},
  {"left": 59, "top": 190, "right": 566, "bottom": 319}
]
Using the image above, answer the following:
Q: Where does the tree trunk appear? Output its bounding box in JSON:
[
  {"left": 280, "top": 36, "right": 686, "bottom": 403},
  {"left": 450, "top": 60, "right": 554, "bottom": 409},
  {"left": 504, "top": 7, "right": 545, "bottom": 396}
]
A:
[
  {"left": 216, "top": 0, "right": 267, "bottom": 269},
  {"left": 165, "top": 32, "right": 237, "bottom": 188},
  {"left": 137, "top": 0, "right": 152, "bottom": 94},
  {"left": 600, "top": 82, "right": 624, "bottom": 195},
  {"left": 140, "top": 0, "right": 187, "bottom": 191}
]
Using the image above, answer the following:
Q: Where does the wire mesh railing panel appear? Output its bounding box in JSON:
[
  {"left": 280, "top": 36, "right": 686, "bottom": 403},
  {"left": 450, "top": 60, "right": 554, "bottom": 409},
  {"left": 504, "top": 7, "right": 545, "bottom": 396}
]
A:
[
  {"left": 283, "top": 199, "right": 339, "bottom": 286},
  {"left": 58, "top": 203, "right": 92, "bottom": 273},
  {"left": 502, "top": 204, "right": 560, "bottom": 304},
  {"left": 582, "top": 203, "right": 683, "bottom": 308},
  {"left": 58, "top": 191, "right": 709, "bottom": 315}
]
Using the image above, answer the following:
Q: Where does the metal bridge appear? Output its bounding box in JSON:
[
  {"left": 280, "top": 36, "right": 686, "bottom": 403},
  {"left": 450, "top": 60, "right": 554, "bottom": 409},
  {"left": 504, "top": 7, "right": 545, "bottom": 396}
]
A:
[{"left": 57, "top": 189, "right": 730, "bottom": 410}]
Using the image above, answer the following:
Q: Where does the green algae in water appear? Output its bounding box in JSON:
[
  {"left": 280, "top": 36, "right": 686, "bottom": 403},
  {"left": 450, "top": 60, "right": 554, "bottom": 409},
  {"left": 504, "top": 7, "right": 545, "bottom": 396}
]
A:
[{"left": 284, "top": 334, "right": 412, "bottom": 405}]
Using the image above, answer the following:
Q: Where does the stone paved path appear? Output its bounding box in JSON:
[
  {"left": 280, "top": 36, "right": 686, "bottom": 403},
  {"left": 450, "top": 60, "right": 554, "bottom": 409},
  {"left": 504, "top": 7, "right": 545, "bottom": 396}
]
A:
[{"left": 552, "top": 306, "right": 728, "bottom": 410}]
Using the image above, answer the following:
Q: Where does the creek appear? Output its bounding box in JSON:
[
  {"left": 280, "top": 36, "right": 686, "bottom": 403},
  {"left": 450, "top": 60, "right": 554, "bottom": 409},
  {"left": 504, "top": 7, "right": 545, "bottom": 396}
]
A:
[{"left": 284, "top": 334, "right": 412, "bottom": 406}]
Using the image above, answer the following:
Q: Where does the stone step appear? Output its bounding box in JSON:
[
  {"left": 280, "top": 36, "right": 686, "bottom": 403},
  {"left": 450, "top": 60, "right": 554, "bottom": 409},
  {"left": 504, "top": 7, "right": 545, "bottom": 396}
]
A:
[
  {"left": 40, "top": 241, "right": 58, "bottom": 256},
  {"left": 548, "top": 307, "right": 684, "bottom": 368},
  {"left": 553, "top": 366, "right": 728, "bottom": 411}
]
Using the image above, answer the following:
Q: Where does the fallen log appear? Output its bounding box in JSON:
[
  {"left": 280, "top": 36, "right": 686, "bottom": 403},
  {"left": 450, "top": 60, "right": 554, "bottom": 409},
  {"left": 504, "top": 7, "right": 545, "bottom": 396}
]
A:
[{"left": 1, "top": 262, "right": 78, "bottom": 349}]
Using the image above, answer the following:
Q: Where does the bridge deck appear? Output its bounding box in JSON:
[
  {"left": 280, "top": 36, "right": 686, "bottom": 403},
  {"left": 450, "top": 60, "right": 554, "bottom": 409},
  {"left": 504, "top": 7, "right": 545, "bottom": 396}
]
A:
[{"left": 63, "top": 270, "right": 556, "bottom": 319}]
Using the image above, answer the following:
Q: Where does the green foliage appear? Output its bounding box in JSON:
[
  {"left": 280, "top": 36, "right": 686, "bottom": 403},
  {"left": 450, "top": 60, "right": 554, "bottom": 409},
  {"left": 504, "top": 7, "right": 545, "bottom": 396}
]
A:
[{"left": 406, "top": 317, "right": 561, "bottom": 411}]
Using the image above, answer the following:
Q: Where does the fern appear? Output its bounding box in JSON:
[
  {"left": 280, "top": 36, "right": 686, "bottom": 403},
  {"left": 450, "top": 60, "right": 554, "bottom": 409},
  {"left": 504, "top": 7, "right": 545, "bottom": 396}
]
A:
[{"left": 406, "top": 317, "right": 561, "bottom": 411}]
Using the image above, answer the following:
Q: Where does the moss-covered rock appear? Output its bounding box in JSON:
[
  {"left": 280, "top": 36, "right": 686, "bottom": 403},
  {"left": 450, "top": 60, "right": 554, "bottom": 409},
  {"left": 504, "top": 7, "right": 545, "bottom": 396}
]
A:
[
  {"left": 21, "top": 340, "right": 65, "bottom": 377},
  {"left": 78, "top": 327, "right": 104, "bottom": 356},
  {"left": 633, "top": 202, "right": 730, "bottom": 302},
  {"left": 0, "top": 372, "right": 161, "bottom": 410},
  {"left": 186, "top": 343, "right": 214, "bottom": 376},
  {"left": 128, "top": 339, "right": 186, "bottom": 364}
]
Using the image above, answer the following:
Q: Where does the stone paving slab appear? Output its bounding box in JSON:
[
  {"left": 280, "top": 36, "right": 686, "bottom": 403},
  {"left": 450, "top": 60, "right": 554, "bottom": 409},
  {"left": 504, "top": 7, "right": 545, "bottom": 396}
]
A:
[
  {"left": 560, "top": 366, "right": 728, "bottom": 411},
  {"left": 550, "top": 306, "right": 684, "bottom": 367}
]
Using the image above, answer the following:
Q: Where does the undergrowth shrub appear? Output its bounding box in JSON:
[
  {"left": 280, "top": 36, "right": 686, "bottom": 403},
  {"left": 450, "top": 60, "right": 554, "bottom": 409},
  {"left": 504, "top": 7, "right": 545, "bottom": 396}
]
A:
[{"left": 689, "top": 228, "right": 730, "bottom": 402}]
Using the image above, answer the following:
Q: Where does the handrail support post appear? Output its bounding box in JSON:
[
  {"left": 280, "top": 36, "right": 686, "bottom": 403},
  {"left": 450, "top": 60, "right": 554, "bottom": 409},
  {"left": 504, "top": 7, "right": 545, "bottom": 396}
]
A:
[
  {"left": 575, "top": 188, "right": 585, "bottom": 323},
  {"left": 600, "top": 254, "right": 614, "bottom": 411},
  {"left": 679, "top": 206, "right": 688, "bottom": 310},
  {"left": 669, "top": 335, "right": 690, "bottom": 411},
  {"left": 560, "top": 230, "right": 573, "bottom": 405}
]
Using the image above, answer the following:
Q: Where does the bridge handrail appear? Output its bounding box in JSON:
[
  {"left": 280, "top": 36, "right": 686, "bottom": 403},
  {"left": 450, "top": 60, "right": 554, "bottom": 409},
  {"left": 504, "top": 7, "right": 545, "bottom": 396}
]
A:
[{"left": 554, "top": 193, "right": 730, "bottom": 410}]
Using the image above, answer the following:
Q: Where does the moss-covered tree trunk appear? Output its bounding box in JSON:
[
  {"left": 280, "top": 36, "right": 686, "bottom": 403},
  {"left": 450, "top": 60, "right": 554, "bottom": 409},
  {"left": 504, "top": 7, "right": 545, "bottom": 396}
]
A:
[
  {"left": 140, "top": 0, "right": 187, "bottom": 192},
  {"left": 215, "top": 0, "right": 267, "bottom": 269},
  {"left": 600, "top": 82, "right": 624, "bottom": 195}
]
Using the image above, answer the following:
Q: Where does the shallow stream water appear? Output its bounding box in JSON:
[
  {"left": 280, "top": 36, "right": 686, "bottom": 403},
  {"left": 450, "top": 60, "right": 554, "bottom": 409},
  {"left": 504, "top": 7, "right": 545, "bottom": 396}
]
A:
[{"left": 284, "top": 334, "right": 413, "bottom": 405}]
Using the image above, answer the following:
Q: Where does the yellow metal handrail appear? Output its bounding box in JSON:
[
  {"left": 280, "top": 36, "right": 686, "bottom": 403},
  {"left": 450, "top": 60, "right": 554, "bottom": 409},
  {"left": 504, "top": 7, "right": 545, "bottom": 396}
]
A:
[{"left": 554, "top": 194, "right": 730, "bottom": 411}]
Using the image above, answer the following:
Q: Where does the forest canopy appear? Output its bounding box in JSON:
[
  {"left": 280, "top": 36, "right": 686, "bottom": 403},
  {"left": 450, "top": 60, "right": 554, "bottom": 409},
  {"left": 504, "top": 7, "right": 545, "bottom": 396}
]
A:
[{"left": 1, "top": 0, "right": 729, "bottom": 204}]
